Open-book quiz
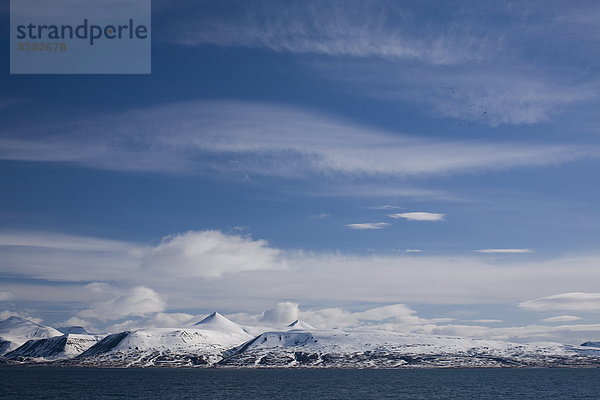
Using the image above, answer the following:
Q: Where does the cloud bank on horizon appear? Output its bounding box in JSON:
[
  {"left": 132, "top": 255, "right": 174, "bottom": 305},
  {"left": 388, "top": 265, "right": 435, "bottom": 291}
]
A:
[{"left": 2, "top": 229, "right": 600, "bottom": 344}]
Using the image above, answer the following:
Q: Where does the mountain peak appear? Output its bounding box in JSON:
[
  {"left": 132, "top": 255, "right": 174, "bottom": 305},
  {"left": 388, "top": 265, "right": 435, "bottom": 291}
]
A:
[
  {"left": 196, "top": 312, "right": 224, "bottom": 323},
  {"left": 287, "top": 320, "right": 316, "bottom": 330},
  {"left": 194, "top": 312, "right": 246, "bottom": 333},
  {"left": 0, "top": 316, "right": 61, "bottom": 335},
  {"left": 581, "top": 341, "right": 600, "bottom": 347},
  {"left": 0, "top": 316, "right": 43, "bottom": 330},
  {"left": 3, "top": 316, "right": 28, "bottom": 323}
]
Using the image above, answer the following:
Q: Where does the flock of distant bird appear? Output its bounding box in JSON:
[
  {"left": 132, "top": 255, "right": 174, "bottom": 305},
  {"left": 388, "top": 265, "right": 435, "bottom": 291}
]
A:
[{"left": 441, "top": 86, "right": 489, "bottom": 127}]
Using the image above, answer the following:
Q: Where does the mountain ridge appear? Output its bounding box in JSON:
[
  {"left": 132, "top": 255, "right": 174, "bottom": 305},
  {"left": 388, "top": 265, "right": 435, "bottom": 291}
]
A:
[{"left": 3, "top": 315, "right": 600, "bottom": 368}]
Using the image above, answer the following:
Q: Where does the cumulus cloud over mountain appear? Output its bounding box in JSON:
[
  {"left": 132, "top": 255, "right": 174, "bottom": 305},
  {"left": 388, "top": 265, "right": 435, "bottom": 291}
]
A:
[{"left": 141, "top": 230, "right": 286, "bottom": 279}]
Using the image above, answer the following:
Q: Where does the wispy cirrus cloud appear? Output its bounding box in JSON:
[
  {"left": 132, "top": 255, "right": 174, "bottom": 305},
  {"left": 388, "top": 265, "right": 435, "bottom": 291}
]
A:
[
  {"left": 309, "top": 213, "right": 331, "bottom": 220},
  {"left": 1, "top": 101, "right": 589, "bottom": 179},
  {"left": 520, "top": 293, "right": 600, "bottom": 312},
  {"left": 541, "top": 315, "right": 583, "bottom": 323},
  {"left": 365, "top": 205, "right": 402, "bottom": 210},
  {"left": 345, "top": 222, "right": 390, "bottom": 230},
  {"left": 0, "top": 231, "right": 142, "bottom": 282},
  {"left": 170, "top": 0, "right": 485, "bottom": 65},
  {"left": 301, "top": 184, "right": 456, "bottom": 201},
  {"left": 163, "top": 1, "right": 600, "bottom": 126},
  {"left": 473, "top": 249, "right": 534, "bottom": 254},
  {"left": 328, "top": 60, "right": 598, "bottom": 126},
  {"left": 389, "top": 212, "right": 445, "bottom": 221},
  {"left": 467, "top": 319, "right": 503, "bottom": 324}
]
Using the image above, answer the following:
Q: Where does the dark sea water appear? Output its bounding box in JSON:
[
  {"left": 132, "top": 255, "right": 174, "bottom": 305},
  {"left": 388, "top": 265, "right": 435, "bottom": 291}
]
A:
[{"left": 1, "top": 368, "right": 600, "bottom": 399}]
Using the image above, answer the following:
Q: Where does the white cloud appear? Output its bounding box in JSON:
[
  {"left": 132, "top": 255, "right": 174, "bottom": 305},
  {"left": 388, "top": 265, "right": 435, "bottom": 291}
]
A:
[
  {"left": 345, "top": 222, "right": 390, "bottom": 230},
  {"left": 353, "top": 304, "right": 416, "bottom": 321},
  {"left": 0, "top": 231, "right": 142, "bottom": 282},
  {"left": 520, "top": 293, "right": 600, "bottom": 312},
  {"left": 0, "top": 101, "right": 592, "bottom": 178},
  {"left": 0, "top": 231, "right": 136, "bottom": 253},
  {"left": 7, "top": 230, "right": 600, "bottom": 324},
  {"left": 226, "top": 302, "right": 429, "bottom": 332},
  {"left": 0, "top": 291, "right": 15, "bottom": 302},
  {"left": 0, "top": 230, "right": 285, "bottom": 283},
  {"left": 61, "top": 317, "right": 94, "bottom": 329},
  {"left": 474, "top": 249, "right": 534, "bottom": 254},
  {"left": 0, "top": 283, "right": 119, "bottom": 305},
  {"left": 141, "top": 230, "right": 285, "bottom": 279},
  {"left": 467, "top": 319, "right": 503, "bottom": 324},
  {"left": 292, "top": 303, "right": 425, "bottom": 330},
  {"left": 226, "top": 302, "right": 600, "bottom": 344},
  {"left": 310, "top": 213, "right": 331, "bottom": 220},
  {"left": 388, "top": 212, "right": 445, "bottom": 221},
  {"left": 77, "top": 286, "right": 166, "bottom": 322},
  {"left": 260, "top": 302, "right": 300, "bottom": 325},
  {"left": 405, "top": 249, "right": 422, "bottom": 253},
  {"left": 366, "top": 205, "right": 402, "bottom": 210},
  {"left": 227, "top": 254, "right": 600, "bottom": 308},
  {"left": 84, "top": 282, "right": 113, "bottom": 294},
  {"left": 303, "top": 184, "right": 456, "bottom": 201},
  {"left": 150, "top": 312, "right": 199, "bottom": 327},
  {"left": 106, "top": 312, "right": 201, "bottom": 332},
  {"left": 429, "top": 322, "right": 600, "bottom": 344},
  {"left": 541, "top": 315, "right": 583, "bottom": 323}
]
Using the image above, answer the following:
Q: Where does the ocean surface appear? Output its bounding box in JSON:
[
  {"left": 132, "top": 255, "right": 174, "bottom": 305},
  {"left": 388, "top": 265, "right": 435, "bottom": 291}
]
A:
[{"left": 1, "top": 367, "right": 600, "bottom": 399}]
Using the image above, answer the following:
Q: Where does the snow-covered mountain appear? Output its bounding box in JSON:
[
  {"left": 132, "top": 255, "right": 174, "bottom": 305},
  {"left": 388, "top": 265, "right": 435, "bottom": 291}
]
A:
[
  {"left": 3, "top": 314, "right": 600, "bottom": 368},
  {"left": 71, "top": 313, "right": 254, "bottom": 367},
  {"left": 194, "top": 312, "right": 250, "bottom": 334},
  {"left": 0, "top": 316, "right": 63, "bottom": 355},
  {"left": 581, "top": 341, "right": 600, "bottom": 348},
  {"left": 6, "top": 333, "right": 102, "bottom": 361},
  {"left": 220, "top": 329, "right": 600, "bottom": 368}
]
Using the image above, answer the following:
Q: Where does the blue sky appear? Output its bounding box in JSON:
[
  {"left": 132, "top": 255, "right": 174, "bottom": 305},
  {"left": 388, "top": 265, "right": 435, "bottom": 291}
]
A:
[{"left": 2, "top": 0, "right": 600, "bottom": 343}]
